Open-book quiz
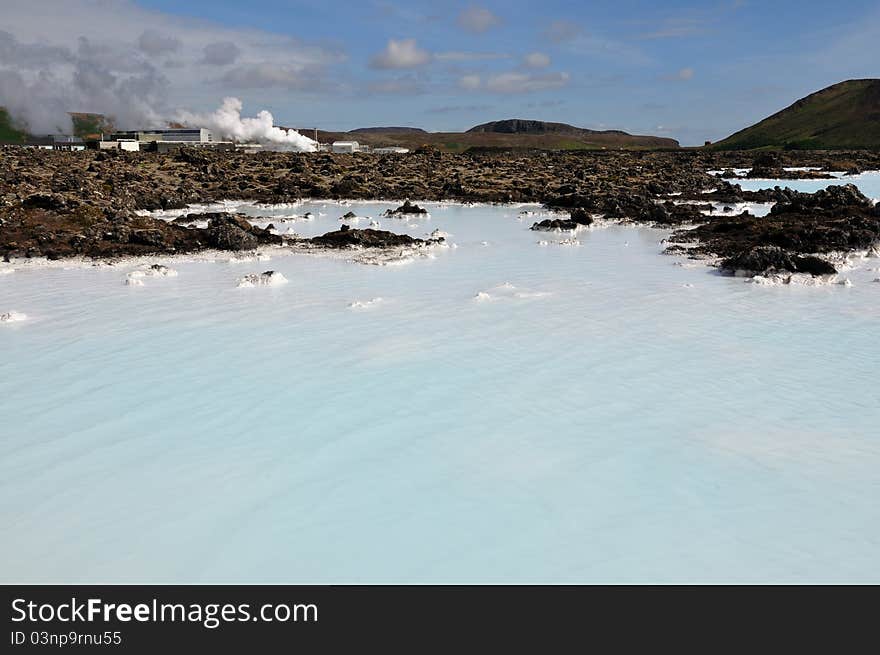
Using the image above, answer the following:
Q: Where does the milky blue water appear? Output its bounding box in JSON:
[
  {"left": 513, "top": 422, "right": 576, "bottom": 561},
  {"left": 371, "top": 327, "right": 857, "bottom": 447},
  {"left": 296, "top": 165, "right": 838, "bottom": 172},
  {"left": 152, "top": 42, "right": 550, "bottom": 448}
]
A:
[{"left": 2, "top": 173, "right": 879, "bottom": 583}]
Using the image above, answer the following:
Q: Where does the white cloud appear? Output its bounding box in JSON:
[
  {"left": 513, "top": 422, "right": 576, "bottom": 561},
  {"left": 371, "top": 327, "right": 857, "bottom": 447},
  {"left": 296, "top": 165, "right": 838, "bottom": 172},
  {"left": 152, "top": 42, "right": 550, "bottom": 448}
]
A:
[
  {"left": 458, "top": 74, "right": 482, "bottom": 90},
  {"left": 457, "top": 6, "right": 502, "bottom": 33},
  {"left": 486, "top": 71, "right": 570, "bottom": 93},
  {"left": 370, "top": 38, "right": 431, "bottom": 69},
  {"left": 523, "top": 52, "right": 551, "bottom": 69}
]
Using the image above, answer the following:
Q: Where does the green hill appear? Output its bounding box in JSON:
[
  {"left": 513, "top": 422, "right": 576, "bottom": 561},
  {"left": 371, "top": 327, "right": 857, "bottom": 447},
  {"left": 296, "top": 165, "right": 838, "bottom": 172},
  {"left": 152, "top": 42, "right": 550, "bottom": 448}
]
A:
[
  {"left": 0, "top": 109, "right": 112, "bottom": 142},
  {"left": 0, "top": 108, "right": 28, "bottom": 143},
  {"left": 714, "top": 79, "right": 880, "bottom": 150}
]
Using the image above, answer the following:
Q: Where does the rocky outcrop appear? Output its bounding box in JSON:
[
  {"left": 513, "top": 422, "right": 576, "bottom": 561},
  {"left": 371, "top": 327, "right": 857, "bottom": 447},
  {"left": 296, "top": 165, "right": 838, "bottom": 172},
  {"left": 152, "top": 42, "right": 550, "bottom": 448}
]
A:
[
  {"left": 720, "top": 245, "right": 837, "bottom": 276},
  {"left": 769, "top": 183, "right": 875, "bottom": 214},
  {"left": 307, "top": 225, "right": 440, "bottom": 248},
  {"left": 204, "top": 214, "right": 281, "bottom": 251},
  {"left": 0, "top": 206, "right": 280, "bottom": 260},
  {"left": 668, "top": 184, "right": 880, "bottom": 276}
]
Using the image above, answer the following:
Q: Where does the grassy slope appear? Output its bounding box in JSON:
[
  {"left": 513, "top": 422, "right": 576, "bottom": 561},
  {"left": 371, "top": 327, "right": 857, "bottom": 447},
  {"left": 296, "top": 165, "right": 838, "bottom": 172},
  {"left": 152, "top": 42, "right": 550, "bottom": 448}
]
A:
[
  {"left": 0, "top": 108, "right": 28, "bottom": 142},
  {"left": 70, "top": 113, "right": 113, "bottom": 139},
  {"left": 714, "top": 79, "right": 880, "bottom": 150},
  {"left": 0, "top": 109, "right": 111, "bottom": 141}
]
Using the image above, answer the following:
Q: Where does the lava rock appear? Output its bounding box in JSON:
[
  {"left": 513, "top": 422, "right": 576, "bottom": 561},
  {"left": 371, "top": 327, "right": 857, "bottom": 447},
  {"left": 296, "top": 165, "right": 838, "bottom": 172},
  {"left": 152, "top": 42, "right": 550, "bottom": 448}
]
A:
[
  {"left": 531, "top": 219, "right": 581, "bottom": 231},
  {"left": 721, "top": 245, "right": 836, "bottom": 276},
  {"left": 383, "top": 200, "right": 428, "bottom": 216},
  {"left": 570, "top": 208, "right": 594, "bottom": 226},
  {"left": 309, "top": 228, "right": 429, "bottom": 248}
]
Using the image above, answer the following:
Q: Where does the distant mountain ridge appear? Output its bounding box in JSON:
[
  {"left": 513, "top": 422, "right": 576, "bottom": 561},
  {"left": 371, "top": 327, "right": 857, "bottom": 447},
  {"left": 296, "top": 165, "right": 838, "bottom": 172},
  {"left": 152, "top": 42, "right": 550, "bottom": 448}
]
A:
[
  {"left": 349, "top": 126, "right": 427, "bottom": 134},
  {"left": 714, "top": 79, "right": 880, "bottom": 150},
  {"left": 317, "top": 118, "right": 678, "bottom": 151},
  {"left": 467, "top": 119, "right": 627, "bottom": 137}
]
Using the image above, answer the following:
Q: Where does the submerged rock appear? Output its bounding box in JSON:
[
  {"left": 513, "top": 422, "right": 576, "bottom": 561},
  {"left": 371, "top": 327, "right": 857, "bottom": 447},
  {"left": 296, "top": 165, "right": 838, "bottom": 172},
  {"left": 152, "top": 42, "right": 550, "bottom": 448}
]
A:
[{"left": 383, "top": 200, "right": 428, "bottom": 216}]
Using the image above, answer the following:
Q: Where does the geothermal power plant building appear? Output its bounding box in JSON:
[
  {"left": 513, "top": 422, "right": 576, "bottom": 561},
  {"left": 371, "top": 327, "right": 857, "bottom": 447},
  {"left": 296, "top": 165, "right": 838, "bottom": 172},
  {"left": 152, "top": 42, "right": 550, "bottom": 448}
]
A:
[
  {"left": 107, "top": 128, "right": 236, "bottom": 152},
  {"left": 110, "top": 128, "right": 213, "bottom": 143}
]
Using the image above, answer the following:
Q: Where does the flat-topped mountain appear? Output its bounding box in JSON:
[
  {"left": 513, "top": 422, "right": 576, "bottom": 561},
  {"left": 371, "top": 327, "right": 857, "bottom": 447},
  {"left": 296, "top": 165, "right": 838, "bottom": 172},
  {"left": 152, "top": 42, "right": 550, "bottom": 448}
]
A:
[
  {"left": 349, "top": 126, "right": 427, "bottom": 134},
  {"left": 714, "top": 79, "right": 880, "bottom": 150},
  {"left": 467, "top": 119, "right": 627, "bottom": 136}
]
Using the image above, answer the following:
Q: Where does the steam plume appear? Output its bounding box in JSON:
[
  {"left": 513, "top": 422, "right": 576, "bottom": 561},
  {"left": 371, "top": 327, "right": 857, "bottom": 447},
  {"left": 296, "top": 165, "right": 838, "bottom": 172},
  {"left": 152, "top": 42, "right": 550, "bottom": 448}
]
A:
[{"left": 176, "top": 98, "right": 317, "bottom": 152}]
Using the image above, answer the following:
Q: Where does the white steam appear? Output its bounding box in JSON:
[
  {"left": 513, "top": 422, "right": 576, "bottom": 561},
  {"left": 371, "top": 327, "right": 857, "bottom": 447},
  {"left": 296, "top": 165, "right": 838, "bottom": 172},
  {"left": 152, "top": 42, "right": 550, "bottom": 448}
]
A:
[
  {"left": 0, "top": 31, "right": 168, "bottom": 135},
  {"left": 176, "top": 98, "right": 317, "bottom": 152}
]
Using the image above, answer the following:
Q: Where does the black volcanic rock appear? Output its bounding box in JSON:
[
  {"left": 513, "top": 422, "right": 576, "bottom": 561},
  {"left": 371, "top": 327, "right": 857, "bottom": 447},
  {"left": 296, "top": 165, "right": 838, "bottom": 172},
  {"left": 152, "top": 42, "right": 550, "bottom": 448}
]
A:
[
  {"left": 383, "top": 200, "right": 428, "bottom": 216},
  {"left": 570, "top": 208, "right": 594, "bottom": 225},
  {"left": 22, "top": 193, "right": 67, "bottom": 211},
  {"left": 720, "top": 245, "right": 837, "bottom": 275},
  {"left": 668, "top": 183, "right": 880, "bottom": 275},
  {"left": 204, "top": 214, "right": 281, "bottom": 250},
  {"left": 532, "top": 208, "right": 595, "bottom": 231},
  {"left": 769, "top": 183, "right": 874, "bottom": 214},
  {"left": 531, "top": 218, "right": 580, "bottom": 231},
  {"left": 308, "top": 227, "right": 433, "bottom": 248},
  {"left": 3, "top": 146, "right": 880, "bottom": 267}
]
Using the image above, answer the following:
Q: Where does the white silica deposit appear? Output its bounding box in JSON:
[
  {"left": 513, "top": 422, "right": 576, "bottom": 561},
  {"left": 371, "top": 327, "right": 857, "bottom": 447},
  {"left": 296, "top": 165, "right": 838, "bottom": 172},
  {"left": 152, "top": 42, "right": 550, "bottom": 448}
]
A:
[
  {"left": 0, "top": 311, "right": 27, "bottom": 323},
  {"left": 125, "top": 264, "right": 179, "bottom": 285},
  {"left": 236, "top": 270, "right": 289, "bottom": 287}
]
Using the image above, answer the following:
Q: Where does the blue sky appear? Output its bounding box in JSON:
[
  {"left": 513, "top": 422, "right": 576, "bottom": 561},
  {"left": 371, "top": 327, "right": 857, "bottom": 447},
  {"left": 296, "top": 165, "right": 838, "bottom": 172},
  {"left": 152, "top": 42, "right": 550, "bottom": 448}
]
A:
[{"left": 3, "top": 1, "right": 879, "bottom": 143}]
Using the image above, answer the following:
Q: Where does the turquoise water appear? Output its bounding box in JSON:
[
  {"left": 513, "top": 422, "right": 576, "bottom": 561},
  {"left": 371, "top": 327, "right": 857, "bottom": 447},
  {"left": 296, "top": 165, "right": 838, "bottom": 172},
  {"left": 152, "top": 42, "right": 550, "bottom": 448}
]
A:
[{"left": 2, "top": 174, "right": 879, "bottom": 583}]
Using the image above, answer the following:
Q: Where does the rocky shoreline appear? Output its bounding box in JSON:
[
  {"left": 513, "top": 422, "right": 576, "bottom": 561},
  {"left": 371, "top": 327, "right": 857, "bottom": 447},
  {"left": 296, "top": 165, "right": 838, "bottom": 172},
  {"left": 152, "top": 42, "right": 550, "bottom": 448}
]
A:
[{"left": 1, "top": 146, "right": 879, "bottom": 276}]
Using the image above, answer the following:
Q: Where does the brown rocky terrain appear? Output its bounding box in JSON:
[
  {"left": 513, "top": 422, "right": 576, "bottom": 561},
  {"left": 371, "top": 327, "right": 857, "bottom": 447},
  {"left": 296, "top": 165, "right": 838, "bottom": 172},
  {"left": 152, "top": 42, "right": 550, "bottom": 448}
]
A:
[{"left": 1, "top": 145, "right": 879, "bottom": 274}]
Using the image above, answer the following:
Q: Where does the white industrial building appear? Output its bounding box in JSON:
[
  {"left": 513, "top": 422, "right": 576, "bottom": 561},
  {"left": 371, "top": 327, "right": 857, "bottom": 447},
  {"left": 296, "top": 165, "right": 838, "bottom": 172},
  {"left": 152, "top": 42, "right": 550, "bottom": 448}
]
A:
[
  {"left": 331, "top": 141, "right": 360, "bottom": 153},
  {"left": 111, "top": 128, "right": 213, "bottom": 143},
  {"left": 52, "top": 135, "right": 86, "bottom": 151},
  {"left": 374, "top": 147, "right": 410, "bottom": 154},
  {"left": 97, "top": 139, "right": 140, "bottom": 152}
]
